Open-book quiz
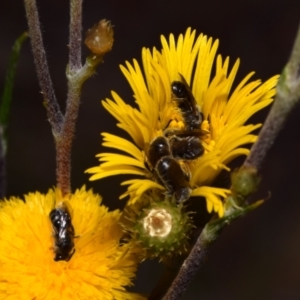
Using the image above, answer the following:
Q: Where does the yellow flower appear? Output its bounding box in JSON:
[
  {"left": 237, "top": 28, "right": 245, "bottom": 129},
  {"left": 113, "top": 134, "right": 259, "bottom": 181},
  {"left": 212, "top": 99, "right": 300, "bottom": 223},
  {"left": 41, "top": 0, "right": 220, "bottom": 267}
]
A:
[
  {"left": 0, "top": 187, "right": 144, "bottom": 300},
  {"left": 86, "top": 28, "right": 278, "bottom": 217}
]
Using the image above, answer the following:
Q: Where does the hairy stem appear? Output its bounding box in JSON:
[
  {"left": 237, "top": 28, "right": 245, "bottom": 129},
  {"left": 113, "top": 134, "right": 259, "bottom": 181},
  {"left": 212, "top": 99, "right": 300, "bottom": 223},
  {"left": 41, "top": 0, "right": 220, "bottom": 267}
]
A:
[
  {"left": 69, "top": 0, "right": 82, "bottom": 71},
  {"left": 244, "top": 25, "right": 300, "bottom": 170},
  {"left": 23, "top": 0, "right": 63, "bottom": 135},
  {"left": 24, "top": 0, "right": 87, "bottom": 195},
  {"left": 24, "top": 0, "right": 111, "bottom": 195},
  {"left": 163, "top": 200, "right": 262, "bottom": 300},
  {"left": 55, "top": 0, "right": 83, "bottom": 195},
  {"left": 163, "top": 235, "right": 209, "bottom": 300}
]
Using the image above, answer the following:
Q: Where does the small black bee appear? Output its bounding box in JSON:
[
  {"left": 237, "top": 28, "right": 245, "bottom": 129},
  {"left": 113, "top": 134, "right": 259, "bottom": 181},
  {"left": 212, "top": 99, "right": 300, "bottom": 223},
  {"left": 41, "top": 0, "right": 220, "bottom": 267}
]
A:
[
  {"left": 49, "top": 202, "right": 75, "bottom": 262},
  {"left": 171, "top": 74, "right": 202, "bottom": 131},
  {"left": 147, "top": 136, "right": 191, "bottom": 203}
]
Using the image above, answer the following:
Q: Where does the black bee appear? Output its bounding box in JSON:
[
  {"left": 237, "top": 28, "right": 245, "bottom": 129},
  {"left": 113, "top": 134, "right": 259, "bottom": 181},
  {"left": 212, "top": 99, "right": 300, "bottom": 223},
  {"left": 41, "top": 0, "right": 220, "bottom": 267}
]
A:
[
  {"left": 49, "top": 202, "right": 75, "bottom": 262},
  {"left": 171, "top": 74, "right": 202, "bottom": 131},
  {"left": 147, "top": 136, "right": 191, "bottom": 203}
]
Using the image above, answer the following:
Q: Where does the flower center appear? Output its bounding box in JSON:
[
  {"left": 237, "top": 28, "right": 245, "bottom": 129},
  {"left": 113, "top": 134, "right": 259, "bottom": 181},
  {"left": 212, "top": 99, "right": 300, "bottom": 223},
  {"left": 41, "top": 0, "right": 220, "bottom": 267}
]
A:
[{"left": 143, "top": 208, "right": 172, "bottom": 237}]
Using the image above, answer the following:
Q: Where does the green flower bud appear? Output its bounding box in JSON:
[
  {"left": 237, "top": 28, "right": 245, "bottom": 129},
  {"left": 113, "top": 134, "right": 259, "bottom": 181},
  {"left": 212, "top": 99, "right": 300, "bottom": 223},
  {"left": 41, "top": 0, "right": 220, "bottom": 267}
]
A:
[
  {"left": 231, "top": 166, "right": 260, "bottom": 199},
  {"left": 128, "top": 198, "right": 193, "bottom": 258}
]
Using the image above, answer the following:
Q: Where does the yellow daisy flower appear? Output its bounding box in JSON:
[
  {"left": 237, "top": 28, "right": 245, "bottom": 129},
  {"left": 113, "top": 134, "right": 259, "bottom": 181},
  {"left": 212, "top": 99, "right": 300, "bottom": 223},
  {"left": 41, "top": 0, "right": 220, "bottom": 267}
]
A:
[
  {"left": 87, "top": 28, "right": 278, "bottom": 217},
  {"left": 0, "top": 187, "right": 144, "bottom": 300}
]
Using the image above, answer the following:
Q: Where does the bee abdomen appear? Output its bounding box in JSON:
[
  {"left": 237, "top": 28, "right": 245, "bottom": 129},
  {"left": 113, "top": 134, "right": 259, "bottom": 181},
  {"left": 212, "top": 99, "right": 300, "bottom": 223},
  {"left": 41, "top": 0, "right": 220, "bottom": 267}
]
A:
[
  {"left": 169, "top": 136, "right": 204, "bottom": 160},
  {"left": 156, "top": 156, "right": 191, "bottom": 203}
]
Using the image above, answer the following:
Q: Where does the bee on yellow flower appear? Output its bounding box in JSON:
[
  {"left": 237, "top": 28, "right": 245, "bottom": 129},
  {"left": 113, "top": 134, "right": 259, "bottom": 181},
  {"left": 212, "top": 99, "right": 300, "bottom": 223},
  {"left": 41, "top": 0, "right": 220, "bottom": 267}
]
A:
[
  {"left": 87, "top": 28, "right": 278, "bottom": 217},
  {"left": 0, "top": 187, "right": 144, "bottom": 300}
]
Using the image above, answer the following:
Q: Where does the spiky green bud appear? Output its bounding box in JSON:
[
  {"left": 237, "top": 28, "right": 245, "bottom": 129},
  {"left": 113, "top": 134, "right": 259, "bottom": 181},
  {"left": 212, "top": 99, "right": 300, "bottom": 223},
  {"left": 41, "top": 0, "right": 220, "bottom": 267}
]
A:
[{"left": 130, "top": 199, "right": 193, "bottom": 258}]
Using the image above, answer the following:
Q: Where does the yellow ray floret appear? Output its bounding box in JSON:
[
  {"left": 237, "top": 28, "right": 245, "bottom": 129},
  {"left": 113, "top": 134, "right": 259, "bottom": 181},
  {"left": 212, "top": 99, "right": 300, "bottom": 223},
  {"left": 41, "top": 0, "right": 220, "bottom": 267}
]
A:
[{"left": 87, "top": 28, "right": 278, "bottom": 217}]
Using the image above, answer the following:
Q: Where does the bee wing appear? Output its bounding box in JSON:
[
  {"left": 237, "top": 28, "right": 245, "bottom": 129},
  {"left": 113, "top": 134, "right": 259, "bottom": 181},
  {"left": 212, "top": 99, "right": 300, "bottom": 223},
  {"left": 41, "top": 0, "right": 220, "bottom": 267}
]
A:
[
  {"left": 156, "top": 157, "right": 190, "bottom": 190},
  {"left": 165, "top": 128, "right": 208, "bottom": 138},
  {"left": 169, "top": 135, "right": 204, "bottom": 160},
  {"left": 178, "top": 73, "right": 199, "bottom": 118}
]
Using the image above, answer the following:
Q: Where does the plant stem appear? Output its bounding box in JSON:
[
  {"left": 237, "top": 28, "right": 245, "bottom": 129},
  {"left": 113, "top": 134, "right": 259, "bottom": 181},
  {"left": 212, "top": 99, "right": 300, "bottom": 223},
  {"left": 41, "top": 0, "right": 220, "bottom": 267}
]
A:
[
  {"left": 163, "top": 200, "right": 263, "bottom": 300},
  {"left": 24, "top": 0, "right": 104, "bottom": 196},
  {"left": 24, "top": 0, "right": 83, "bottom": 195},
  {"left": 23, "top": 0, "right": 63, "bottom": 136},
  {"left": 69, "top": 0, "right": 82, "bottom": 71},
  {"left": 55, "top": 0, "right": 83, "bottom": 195},
  {"left": 163, "top": 234, "right": 209, "bottom": 300},
  {"left": 244, "top": 25, "right": 300, "bottom": 170}
]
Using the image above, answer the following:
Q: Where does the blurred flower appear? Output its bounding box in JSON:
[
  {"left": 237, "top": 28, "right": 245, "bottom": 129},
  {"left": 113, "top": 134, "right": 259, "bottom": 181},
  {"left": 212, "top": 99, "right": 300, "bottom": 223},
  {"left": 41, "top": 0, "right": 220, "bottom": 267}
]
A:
[
  {"left": 87, "top": 28, "right": 278, "bottom": 217},
  {"left": 0, "top": 187, "right": 144, "bottom": 300}
]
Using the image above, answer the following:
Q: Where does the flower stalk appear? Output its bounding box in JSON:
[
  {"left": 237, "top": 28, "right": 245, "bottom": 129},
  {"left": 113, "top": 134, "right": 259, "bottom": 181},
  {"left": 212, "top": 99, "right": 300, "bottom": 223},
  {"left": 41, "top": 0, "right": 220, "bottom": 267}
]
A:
[
  {"left": 24, "top": 0, "right": 113, "bottom": 195},
  {"left": 244, "top": 25, "right": 300, "bottom": 171},
  {"left": 161, "top": 167, "right": 263, "bottom": 300},
  {"left": 163, "top": 25, "right": 300, "bottom": 300},
  {"left": 23, "top": 0, "right": 63, "bottom": 135},
  {"left": 69, "top": 0, "right": 82, "bottom": 72}
]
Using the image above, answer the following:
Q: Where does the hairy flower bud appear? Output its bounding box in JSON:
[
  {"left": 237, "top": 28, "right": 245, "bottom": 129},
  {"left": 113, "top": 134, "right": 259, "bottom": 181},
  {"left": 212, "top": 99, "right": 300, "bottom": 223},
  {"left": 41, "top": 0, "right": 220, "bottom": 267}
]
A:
[
  {"left": 125, "top": 198, "right": 194, "bottom": 258},
  {"left": 84, "top": 19, "right": 114, "bottom": 56},
  {"left": 231, "top": 166, "right": 260, "bottom": 199}
]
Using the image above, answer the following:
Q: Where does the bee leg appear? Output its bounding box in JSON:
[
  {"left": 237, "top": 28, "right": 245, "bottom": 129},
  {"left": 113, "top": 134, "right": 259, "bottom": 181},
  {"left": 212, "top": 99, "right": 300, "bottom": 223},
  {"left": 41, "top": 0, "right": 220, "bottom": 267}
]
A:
[
  {"left": 174, "top": 186, "right": 191, "bottom": 203},
  {"left": 66, "top": 249, "right": 76, "bottom": 262},
  {"left": 180, "top": 162, "right": 191, "bottom": 181}
]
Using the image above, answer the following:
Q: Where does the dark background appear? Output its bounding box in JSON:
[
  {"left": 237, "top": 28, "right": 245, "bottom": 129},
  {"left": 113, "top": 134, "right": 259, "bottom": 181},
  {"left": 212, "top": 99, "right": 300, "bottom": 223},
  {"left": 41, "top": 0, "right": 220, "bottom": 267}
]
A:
[{"left": 1, "top": 1, "right": 300, "bottom": 299}]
